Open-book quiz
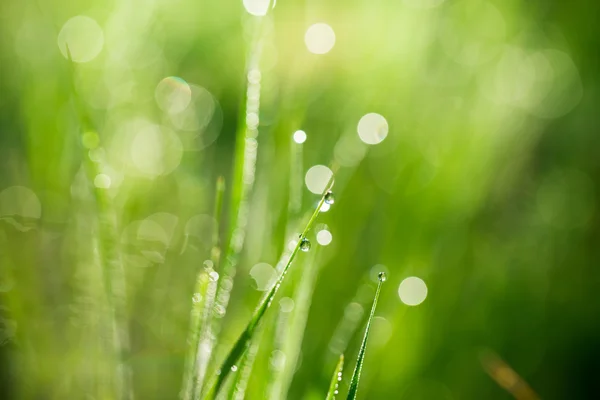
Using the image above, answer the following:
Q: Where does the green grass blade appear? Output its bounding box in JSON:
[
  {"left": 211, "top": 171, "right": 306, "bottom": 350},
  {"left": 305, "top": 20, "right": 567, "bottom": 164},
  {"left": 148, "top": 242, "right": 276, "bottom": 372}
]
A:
[
  {"left": 268, "top": 241, "right": 321, "bottom": 398},
  {"left": 202, "top": 178, "right": 334, "bottom": 400},
  {"left": 181, "top": 175, "right": 225, "bottom": 399},
  {"left": 326, "top": 354, "right": 345, "bottom": 400},
  {"left": 346, "top": 273, "right": 386, "bottom": 400},
  {"left": 181, "top": 268, "right": 212, "bottom": 400},
  {"left": 65, "top": 44, "right": 131, "bottom": 399},
  {"left": 227, "top": 323, "right": 265, "bottom": 400},
  {"left": 211, "top": 176, "right": 225, "bottom": 264}
]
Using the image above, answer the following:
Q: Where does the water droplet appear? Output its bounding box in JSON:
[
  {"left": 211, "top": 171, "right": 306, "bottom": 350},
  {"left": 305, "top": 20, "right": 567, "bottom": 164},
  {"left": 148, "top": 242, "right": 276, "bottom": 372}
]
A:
[
  {"left": 299, "top": 237, "right": 311, "bottom": 252},
  {"left": 231, "top": 365, "right": 238, "bottom": 372},
  {"left": 378, "top": 272, "right": 387, "bottom": 282},
  {"left": 324, "top": 190, "right": 335, "bottom": 205},
  {"left": 192, "top": 293, "right": 202, "bottom": 303}
]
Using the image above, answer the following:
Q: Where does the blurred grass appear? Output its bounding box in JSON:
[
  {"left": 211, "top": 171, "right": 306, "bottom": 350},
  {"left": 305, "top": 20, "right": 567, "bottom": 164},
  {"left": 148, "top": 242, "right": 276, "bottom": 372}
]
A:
[{"left": 1, "top": 0, "right": 600, "bottom": 399}]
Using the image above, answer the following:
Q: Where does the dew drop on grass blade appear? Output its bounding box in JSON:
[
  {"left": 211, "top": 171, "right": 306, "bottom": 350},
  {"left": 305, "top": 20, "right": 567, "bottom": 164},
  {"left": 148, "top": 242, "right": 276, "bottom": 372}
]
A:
[
  {"left": 346, "top": 272, "right": 386, "bottom": 400},
  {"left": 182, "top": 178, "right": 225, "bottom": 399},
  {"left": 326, "top": 354, "right": 344, "bottom": 400},
  {"left": 201, "top": 178, "right": 334, "bottom": 400}
]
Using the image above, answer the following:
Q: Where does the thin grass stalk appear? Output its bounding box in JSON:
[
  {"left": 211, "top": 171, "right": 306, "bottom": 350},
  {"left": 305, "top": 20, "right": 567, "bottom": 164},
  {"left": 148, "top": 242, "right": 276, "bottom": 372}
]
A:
[
  {"left": 346, "top": 273, "right": 386, "bottom": 400},
  {"left": 196, "top": 18, "right": 270, "bottom": 395},
  {"left": 326, "top": 355, "right": 345, "bottom": 400},
  {"left": 201, "top": 177, "right": 334, "bottom": 400},
  {"left": 182, "top": 176, "right": 225, "bottom": 399},
  {"left": 187, "top": 178, "right": 227, "bottom": 398},
  {"left": 268, "top": 243, "right": 321, "bottom": 398},
  {"left": 230, "top": 242, "right": 292, "bottom": 400},
  {"left": 264, "top": 124, "right": 311, "bottom": 397},
  {"left": 65, "top": 45, "right": 131, "bottom": 399},
  {"left": 288, "top": 132, "right": 303, "bottom": 217},
  {"left": 227, "top": 323, "right": 266, "bottom": 400},
  {"left": 181, "top": 267, "right": 212, "bottom": 400},
  {"left": 234, "top": 221, "right": 312, "bottom": 398}
]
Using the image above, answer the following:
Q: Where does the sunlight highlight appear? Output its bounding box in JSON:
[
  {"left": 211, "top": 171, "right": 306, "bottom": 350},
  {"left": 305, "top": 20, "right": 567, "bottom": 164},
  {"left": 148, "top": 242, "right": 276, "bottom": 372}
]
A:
[
  {"left": 293, "top": 130, "right": 307, "bottom": 144},
  {"left": 305, "top": 23, "right": 336, "bottom": 54},
  {"left": 357, "top": 113, "right": 388, "bottom": 145},
  {"left": 243, "top": 0, "right": 270, "bottom": 16},
  {"left": 155, "top": 77, "right": 192, "bottom": 114},
  {"left": 57, "top": 16, "right": 104, "bottom": 63},
  {"left": 305, "top": 165, "right": 333, "bottom": 194},
  {"left": 398, "top": 277, "right": 428, "bottom": 306},
  {"left": 316, "top": 229, "right": 333, "bottom": 246}
]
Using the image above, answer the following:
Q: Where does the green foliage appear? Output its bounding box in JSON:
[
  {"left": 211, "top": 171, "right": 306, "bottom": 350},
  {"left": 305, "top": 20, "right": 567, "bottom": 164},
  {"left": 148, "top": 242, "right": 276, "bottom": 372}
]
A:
[{"left": 1, "top": 1, "right": 599, "bottom": 399}]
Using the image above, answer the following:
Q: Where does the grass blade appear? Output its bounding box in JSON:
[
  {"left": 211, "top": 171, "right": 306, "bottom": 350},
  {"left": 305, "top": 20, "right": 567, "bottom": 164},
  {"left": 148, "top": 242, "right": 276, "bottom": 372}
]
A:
[
  {"left": 480, "top": 349, "right": 540, "bottom": 400},
  {"left": 268, "top": 241, "right": 321, "bottom": 398},
  {"left": 182, "top": 174, "right": 225, "bottom": 400},
  {"left": 326, "top": 354, "right": 345, "bottom": 400},
  {"left": 65, "top": 43, "right": 132, "bottom": 399},
  {"left": 189, "top": 177, "right": 227, "bottom": 398},
  {"left": 346, "top": 272, "right": 386, "bottom": 400},
  {"left": 228, "top": 324, "right": 265, "bottom": 400},
  {"left": 202, "top": 178, "right": 334, "bottom": 399}
]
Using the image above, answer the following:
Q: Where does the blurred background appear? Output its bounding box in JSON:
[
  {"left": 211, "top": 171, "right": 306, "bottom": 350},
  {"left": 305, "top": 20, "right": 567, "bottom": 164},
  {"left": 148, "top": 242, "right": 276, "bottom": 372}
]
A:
[{"left": 1, "top": 0, "right": 599, "bottom": 399}]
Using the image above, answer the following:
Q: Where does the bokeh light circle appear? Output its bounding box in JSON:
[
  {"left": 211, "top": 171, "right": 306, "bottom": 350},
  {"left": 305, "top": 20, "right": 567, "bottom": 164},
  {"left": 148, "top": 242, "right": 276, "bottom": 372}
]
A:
[
  {"left": 279, "top": 297, "right": 295, "bottom": 312},
  {"left": 305, "top": 23, "right": 336, "bottom": 54},
  {"left": 94, "top": 174, "right": 111, "bottom": 189},
  {"left": 402, "top": 0, "right": 446, "bottom": 8},
  {"left": 304, "top": 165, "right": 333, "bottom": 194},
  {"left": 250, "top": 262, "right": 276, "bottom": 291},
  {"left": 155, "top": 77, "right": 192, "bottom": 114},
  {"left": 169, "top": 85, "right": 216, "bottom": 132},
  {"left": 398, "top": 277, "right": 428, "bottom": 306},
  {"left": 316, "top": 229, "right": 333, "bottom": 246},
  {"left": 130, "top": 122, "right": 183, "bottom": 177},
  {"left": 440, "top": 1, "right": 506, "bottom": 66},
  {"left": 357, "top": 113, "right": 388, "bottom": 145},
  {"left": 523, "top": 49, "right": 583, "bottom": 119},
  {"left": 243, "top": 0, "right": 270, "bottom": 16},
  {"left": 57, "top": 16, "right": 104, "bottom": 63},
  {"left": 293, "top": 130, "right": 307, "bottom": 144}
]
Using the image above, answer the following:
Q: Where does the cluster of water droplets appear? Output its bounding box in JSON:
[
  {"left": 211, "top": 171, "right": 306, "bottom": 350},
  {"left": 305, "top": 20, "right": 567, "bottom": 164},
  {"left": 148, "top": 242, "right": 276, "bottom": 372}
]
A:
[
  {"left": 297, "top": 190, "right": 336, "bottom": 253},
  {"left": 333, "top": 368, "right": 343, "bottom": 397}
]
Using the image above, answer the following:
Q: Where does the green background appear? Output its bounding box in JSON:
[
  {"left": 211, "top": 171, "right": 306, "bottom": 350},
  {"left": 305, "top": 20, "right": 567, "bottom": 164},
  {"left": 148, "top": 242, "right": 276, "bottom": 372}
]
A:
[{"left": 1, "top": 0, "right": 599, "bottom": 399}]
